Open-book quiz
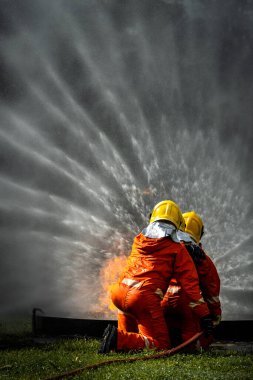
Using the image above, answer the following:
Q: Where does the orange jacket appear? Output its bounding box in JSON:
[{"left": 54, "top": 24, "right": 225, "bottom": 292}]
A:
[
  {"left": 196, "top": 251, "right": 221, "bottom": 316},
  {"left": 119, "top": 233, "right": 209, "bottom": 318},
  {"left": 163, "top": 245, "right": 221, "bottom": 317}
]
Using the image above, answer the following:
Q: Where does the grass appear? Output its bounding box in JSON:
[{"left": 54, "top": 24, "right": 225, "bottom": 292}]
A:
[
  {"left": 0, "top": 319, "right": 253, "bottom": 380},
  {"left": 1, "top": 338, "right": 253, "bottom": 380}
]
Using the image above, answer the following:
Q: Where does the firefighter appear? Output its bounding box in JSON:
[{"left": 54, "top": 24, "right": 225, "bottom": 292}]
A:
[
  {"left": 162, "top": 211, "right": 222, "bottom": 350},
  {"left": 98, "top": 201, "right": 213, "bottom": 354}
]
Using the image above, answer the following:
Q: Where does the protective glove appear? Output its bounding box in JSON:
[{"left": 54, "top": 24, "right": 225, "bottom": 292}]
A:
[
  {"left": 200, "top": 315, "right": 214, "bottom": 337},
  {"left": 161, "top": 293, "right": 180, "bottom": 309},
  {"left": 212, "top": 314, "right": 222, "bottom": 327}
]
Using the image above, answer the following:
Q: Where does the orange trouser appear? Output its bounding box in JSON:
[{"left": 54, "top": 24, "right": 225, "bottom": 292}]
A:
[
  {"left": 164, "top": 289, "right": 213, "bottom": 349},
  {"left": 111, "top": 281, "right": 171, "bottom": 351},
  {"left": 118, "top": 311, "right": 138, "bottom": 333}
]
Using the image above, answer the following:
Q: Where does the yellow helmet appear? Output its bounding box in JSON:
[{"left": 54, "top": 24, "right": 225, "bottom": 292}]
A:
[
  {"left": 150, "top": 200, "right": 183, "bottom": 229},
  {"left": 183, "top": 211, "right": 204, "bottom": 243},
  {"left": 179, "top": 216, "right": 186, "bottom": 232}
]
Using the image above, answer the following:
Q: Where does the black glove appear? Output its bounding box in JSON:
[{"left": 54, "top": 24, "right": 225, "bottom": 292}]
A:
[
  {"left": 185, "top": 244, "right": 206, "bottom": 265},
  {"left": 212, "top": 314, "right": 222, "bottom": 327},
  {"left": 200, "top": 315, "right": 214, "bottom": 337}
]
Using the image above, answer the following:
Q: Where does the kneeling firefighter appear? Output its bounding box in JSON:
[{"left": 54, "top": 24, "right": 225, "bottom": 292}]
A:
[
  {"left": 162, "top": 211, "right": 222, "bottom": 349},
  {"left": 98, "top": 201, "right": 213, "bottom": 354}
]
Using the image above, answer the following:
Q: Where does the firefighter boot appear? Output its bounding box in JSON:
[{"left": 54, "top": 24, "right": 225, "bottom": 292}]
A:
[{"left": 98, "top": 324, "right": 117, "bottom": 354}]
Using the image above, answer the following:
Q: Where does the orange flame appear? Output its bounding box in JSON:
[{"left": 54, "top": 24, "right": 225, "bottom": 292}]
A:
[{"left": 96, "top": 255, "right": 128, "bottom": 318}]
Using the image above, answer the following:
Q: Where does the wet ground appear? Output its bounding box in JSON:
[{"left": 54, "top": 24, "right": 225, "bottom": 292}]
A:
[{"left": 210, "top": 341, "right": 253, "bottom": 353}]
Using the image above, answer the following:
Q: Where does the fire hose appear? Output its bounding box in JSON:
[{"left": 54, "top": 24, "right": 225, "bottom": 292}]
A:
[{"left": 42, "top": 331, "right": 203, "bottom": 380}]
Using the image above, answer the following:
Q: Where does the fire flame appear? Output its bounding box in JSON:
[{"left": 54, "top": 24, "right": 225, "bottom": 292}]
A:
[{"left": 96, "top": 255, "right": 128, "bottom": 318}]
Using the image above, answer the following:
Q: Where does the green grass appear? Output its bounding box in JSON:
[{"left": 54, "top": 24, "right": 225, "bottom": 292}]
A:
[
  {"left": 0, "top": 317, "right": 32, "bottom": 337},
  {"left": 0, "top": 337, "right": 252, "bottom": 380},
  {"left": 0, "top": 319, "right": 252, "bottom": 380}
]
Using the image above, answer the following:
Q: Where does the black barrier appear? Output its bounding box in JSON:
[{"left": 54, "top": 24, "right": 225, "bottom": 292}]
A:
[
  {"left": 33, "top": 314, "right": 117, "bottom": 338},
  {"left": 32, "top": 310, "right": 253, "bottom": 341},
  {"left": 213, "top": 320, "right": 253, "bottom": 341}
]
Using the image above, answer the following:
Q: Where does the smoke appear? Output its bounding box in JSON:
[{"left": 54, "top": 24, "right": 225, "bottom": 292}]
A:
[{"left": 0, "top": 0, "right": 252, "bottom": 319}]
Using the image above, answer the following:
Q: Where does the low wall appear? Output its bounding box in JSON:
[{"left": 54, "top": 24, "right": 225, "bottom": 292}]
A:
[{"left": 32, "top": 310, "right": 253, "bottom": 341}]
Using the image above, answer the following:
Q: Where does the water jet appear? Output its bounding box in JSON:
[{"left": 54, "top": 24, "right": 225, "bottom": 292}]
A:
[{"left": 0, "top": 0, "right": 252, "bottom": 326}]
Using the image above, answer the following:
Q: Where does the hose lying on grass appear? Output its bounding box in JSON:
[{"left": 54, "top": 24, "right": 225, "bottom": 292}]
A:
[{"left": 41, "top": 331, "right": 203, "bottom": 380}]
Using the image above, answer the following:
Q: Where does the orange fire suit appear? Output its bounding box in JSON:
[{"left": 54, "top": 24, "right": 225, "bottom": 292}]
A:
[
  {"left": 162, "top": 246, "right": 221, "bottom": 349},
  {"left": 110, "top": 232, "right": 210, "bottom": 352}
]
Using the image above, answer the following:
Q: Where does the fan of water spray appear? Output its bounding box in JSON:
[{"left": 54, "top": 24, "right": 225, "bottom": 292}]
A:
[{"left": 0, "top": 0, "right": 252, "bottom": 319}]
